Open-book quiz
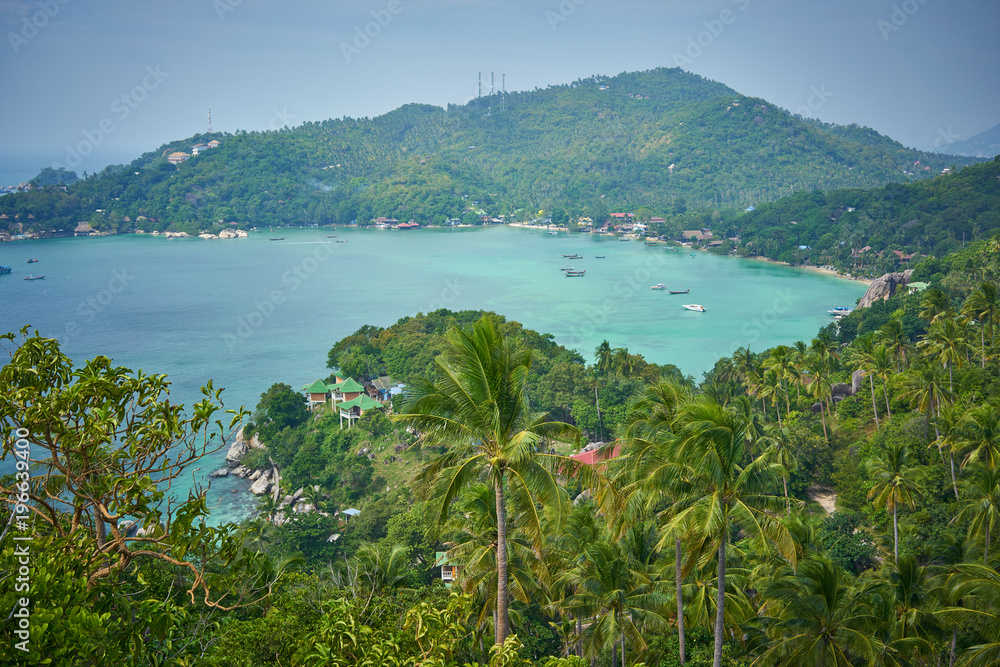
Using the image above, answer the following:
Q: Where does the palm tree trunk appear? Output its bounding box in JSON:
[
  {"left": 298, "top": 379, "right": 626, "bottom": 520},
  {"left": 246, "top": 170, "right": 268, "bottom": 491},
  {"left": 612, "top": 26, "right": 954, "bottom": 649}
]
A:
[
  {"left": 883, "top": 384, "right": 892, "bottom": 420},
  {"left": 819, "top": 406, "right": 828, "bottom": 440},
  {"left": 713, "top": 531, "right": 726, "bottom": 667},
  {"left": 870, "top": 374, "right": 880, "bottom": 429},
  {"left": 611, "top": 639, "right": 618, "bottom": 667},
  {"left": 893, "top": 503, "right": 899, "bottom": 562},
  {"left": 495, "top": 478, "right": 510, "bottom": 645},
  {"left": 949, "top": 627, "right": 957, "bottom": 667},
  {"left": 594, "top": 384, "right": 603, "bottom": 442},
  {"left": 950, "top": 451, "right": 959, "bottom": 501},
  {"left": 621, "top": 630, "right": 625, "bottom": 667},
  {"left": 783, "top": 475, "right": 790, "bottom": 516},
  {"left": 986, "top": 523, "right": 990, "bottom": 565},
  {"left": 675, "top": 536, "right": 686, "bottom": 665}
]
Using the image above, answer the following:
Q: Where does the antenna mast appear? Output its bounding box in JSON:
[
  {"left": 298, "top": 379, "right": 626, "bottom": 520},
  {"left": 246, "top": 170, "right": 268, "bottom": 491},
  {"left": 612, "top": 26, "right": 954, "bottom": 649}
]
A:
[
  {"left": 478, "top": 72, "right": 481, "bottom": 99},
  {"left": 207, "top": 108, "right": 212, "bottom": 133}
]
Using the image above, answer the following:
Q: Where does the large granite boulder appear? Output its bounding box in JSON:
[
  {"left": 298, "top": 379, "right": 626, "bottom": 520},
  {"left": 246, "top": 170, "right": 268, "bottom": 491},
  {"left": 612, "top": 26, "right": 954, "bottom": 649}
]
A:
[
  {"left": 857, "top": 270, "right": 913, "bottom": 309},
  {"left": 249, "top": 472, "right": 271, "bottom": 496}
]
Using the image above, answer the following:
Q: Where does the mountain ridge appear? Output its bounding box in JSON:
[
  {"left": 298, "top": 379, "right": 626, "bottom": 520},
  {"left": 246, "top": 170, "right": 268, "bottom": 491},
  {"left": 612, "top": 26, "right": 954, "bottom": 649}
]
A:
[{"left": 0, "top": 67, "right": 981, "bottom": 234}]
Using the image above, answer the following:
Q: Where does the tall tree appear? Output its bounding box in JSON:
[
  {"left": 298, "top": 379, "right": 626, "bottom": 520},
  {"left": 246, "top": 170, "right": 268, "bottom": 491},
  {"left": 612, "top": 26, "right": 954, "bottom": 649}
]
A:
[
  {"left": 393, "top": 316, "right": 584, "bottom": 646},
  {"left": 961, "top": 281, "right": 1000, "bottom": 368},
  {"left": 866, "top": 440, "right": 924, "bottom": 562},
  {"left": 667, "top": 397, "right": 796, "bottom": 667}
]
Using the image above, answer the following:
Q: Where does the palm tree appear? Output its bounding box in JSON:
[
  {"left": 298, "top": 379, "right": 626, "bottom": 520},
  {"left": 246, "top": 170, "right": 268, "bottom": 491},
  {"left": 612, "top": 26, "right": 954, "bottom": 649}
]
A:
[
  {"left": 919, "top": 287, "right": 954, "bottom": 324},
  {"left": 899, "top": 359, "right": 952, "bottom": 439},
  {"left": 920, "top": 316, "right": 969, "bottom": 392},
  {"left": 394, "top": 316, "right": 584, "bottom": 645},
  {"left": 561, "top": 539, "right": 669, "bottom": 667},
  {"left": 667, "top": 397, "right": 796, "bottom": 667},
  {"left": 954, "top": 462, "right": 1000, "bottom": 564},
  {"left": 595, "top": 340, "right": 613, "bottom": 375},
  {"left": 804, "top": 354, "right": 832, "bottom": 440},
  {"left": 752, "top": 557, "right": 885, "bottom": 667},
  {"left": 870, "top": 344, "right": 896, "bottom": 421},
  {"left": 876, "top": 318, "right": 912, "bottom": 372},
  {"left": 938, "top": 564, "right": 1000, "bottom": 667},
  {"left": 440, "top": 482, "right": 542, "bottom": 635},
  {"left": 962, "top": 281, "right": 1000, "bottom": 368},
  {"left": 617, "top": 380, "right": 691, "bottom": 665},
  {"left": 764, "top": 345, "right": 794, "bottom": 416},
  {"left": 958, "top": 400, "right": 1000, "bottom": 470},
  {"left": 851, "top": 334, "right": 880, "bottom": 429},
  {"left": 760, "top": 424, "right": 799, "bottom": 515},
  {"left": 932, "top": 400, "right": 964, "bottom": 500},
  {"left": 866, "top": 440, "right": 924, "bottom": 562}
]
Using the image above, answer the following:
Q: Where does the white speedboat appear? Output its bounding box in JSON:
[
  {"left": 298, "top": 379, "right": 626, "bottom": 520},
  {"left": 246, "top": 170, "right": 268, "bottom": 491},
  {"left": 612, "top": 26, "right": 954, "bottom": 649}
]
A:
[
  {"left": 682, "top": 304, "right": 706, "bottom": 312},
  {"left": 651, "top": 284, "right": 667, "bottom": 290},
  {"left": 828, "top": 306, "right": 853, "bottom": 316}
]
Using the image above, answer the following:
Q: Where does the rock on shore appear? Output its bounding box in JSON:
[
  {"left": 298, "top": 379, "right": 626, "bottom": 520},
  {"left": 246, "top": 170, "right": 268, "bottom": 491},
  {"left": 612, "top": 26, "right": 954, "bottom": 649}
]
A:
[{"left": 856, "top": 269, "right": 913, "bottom": 309}]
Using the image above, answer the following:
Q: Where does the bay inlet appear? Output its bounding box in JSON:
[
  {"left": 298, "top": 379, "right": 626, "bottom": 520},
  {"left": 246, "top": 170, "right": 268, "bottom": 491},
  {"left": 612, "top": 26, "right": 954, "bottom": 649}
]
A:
[{"left": 0, "top": 225, "right": 867, "bottom": 522}]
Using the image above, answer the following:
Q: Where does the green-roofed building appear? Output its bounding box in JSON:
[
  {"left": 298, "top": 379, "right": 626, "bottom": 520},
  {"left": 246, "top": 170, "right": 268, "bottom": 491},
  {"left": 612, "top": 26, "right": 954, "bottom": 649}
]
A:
[
  {"left": 329, "top": 377, "right": 365, "bottom": 403},
  {"left": 337, "top": 392, "right": 385, "bottom": 428},
  {"left": 906, "top": 281, "right": 930, "bottom": 294},
  {"left": 302, "top": 378, "right": 341, "bottom": 410}
]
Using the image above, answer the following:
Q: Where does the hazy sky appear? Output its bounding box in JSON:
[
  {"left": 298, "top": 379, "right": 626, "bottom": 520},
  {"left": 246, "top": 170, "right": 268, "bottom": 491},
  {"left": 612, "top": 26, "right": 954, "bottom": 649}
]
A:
[{"left": 1, "top": 0, "right": 997, "bottom": 180}]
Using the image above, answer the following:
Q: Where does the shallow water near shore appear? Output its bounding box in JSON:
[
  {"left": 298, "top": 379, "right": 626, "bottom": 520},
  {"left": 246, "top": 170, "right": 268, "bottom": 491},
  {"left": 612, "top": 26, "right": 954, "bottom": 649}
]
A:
[{"left": 0, "top": 226, "right": 866, "bottom": 524}]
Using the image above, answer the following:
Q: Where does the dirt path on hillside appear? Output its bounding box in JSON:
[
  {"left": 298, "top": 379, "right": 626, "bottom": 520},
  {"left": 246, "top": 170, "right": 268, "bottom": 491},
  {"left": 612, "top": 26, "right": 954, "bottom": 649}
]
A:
[{"left": 808, "top": 486, "right": 837, "bottom": 515}]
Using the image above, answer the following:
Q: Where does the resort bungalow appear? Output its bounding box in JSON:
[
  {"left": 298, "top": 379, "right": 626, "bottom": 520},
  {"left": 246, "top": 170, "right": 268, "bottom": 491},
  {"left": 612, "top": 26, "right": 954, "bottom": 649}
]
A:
[
  {"left": 367, "top": 376, "right": 401, "bottom": 401},
  {"left": 337, "top": 393, "right": 385, "bottom": 428},
  {"left": 302, "top": 378, "right": 341, "bottom": 410},
  {"left": 434, "top": 552, "right": 462, "bottom": 586}
]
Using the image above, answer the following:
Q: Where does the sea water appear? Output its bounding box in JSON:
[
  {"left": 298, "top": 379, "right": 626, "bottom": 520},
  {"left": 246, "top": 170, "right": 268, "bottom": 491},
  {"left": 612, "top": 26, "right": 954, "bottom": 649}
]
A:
[{"left": 0, "top": 226, "right": 866, "bottom": 523}]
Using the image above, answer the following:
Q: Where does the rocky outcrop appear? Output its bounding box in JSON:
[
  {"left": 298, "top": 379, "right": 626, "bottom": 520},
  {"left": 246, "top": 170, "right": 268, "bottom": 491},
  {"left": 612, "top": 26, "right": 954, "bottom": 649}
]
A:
[
  {"left": 857, "top": 270, "right": 913, "bottom": 309},
  {"left": 225, "top": 426, "right": 264, "bottom": 463},
  {"left": 209, "top": 467, "right": 229, "bottom": 478},
  {"left": 249, "top": 470, "right": 272, "bottom": 496}
]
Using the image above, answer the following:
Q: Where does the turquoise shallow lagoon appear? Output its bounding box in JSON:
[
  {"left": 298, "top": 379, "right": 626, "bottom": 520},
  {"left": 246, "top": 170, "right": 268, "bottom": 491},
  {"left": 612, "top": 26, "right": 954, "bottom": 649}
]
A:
[{"left": 0, "top": 226, "right": 866, "bottom": 522}]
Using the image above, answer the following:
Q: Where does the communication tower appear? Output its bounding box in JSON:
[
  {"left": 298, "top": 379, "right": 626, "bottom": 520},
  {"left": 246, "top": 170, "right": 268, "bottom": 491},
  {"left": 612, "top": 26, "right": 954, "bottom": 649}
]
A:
[{"left": 207, "top": 109, "right": 212, "bottom": 133}]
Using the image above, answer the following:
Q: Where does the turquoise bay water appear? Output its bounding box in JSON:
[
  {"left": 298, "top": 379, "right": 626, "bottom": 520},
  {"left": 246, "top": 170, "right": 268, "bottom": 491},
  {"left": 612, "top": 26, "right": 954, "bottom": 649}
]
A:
[{"left": 0, "top": 226, "right": 866, "bottom": 522}]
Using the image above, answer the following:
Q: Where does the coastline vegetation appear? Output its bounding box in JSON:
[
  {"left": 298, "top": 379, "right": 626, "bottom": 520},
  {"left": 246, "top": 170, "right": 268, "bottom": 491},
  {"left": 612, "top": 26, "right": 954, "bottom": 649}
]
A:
[{"left": 4, "top": 235, "right": 1000, "bottom": 665}]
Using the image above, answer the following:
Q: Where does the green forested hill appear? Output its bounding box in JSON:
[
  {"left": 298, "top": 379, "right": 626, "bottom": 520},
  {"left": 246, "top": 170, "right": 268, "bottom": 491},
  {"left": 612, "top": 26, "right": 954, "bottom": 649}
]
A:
[
  {"left": 0, "top": 67, "right": 975, "bottom": 234},
  {"left": 723, "top": 156, "right": 1000, "bottom": 274}
]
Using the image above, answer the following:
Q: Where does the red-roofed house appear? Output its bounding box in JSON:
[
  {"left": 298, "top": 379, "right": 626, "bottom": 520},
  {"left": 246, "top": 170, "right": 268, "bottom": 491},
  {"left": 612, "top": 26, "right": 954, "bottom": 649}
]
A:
[{"left": 571, "top": 444, "right": 622, "bottom": 466}]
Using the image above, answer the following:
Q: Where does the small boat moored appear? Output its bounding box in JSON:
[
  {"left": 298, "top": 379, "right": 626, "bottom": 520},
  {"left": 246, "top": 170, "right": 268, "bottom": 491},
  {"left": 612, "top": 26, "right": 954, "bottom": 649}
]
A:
[
  {"left": 0, "top": 265, "right": 11, "bottom": 275},
  {"left": 269, "top": 238, "right": 284, "bottom": 241},
  {"left": 27, "top": 258, "right": 38, "bottom": 263},
  {"left": 23, "top": 274, "right": 45, "bottom": 280},
  {"left": 651, "top": 284, "right": 667, "bottom": 290},
  {"left": 669, "top": 288, "right": 690, "bottom": 294},
  {"left": 682, "top": 304, "right": 706, "bottom": 312},
  {"left": 827, "top": 306, "right": 853, "bottom": 316}
]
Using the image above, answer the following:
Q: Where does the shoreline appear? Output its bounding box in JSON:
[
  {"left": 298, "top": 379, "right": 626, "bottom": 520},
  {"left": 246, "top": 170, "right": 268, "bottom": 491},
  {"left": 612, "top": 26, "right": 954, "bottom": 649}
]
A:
[{"left": 743, "top": 255, "right": 872, "bottom": 285}]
